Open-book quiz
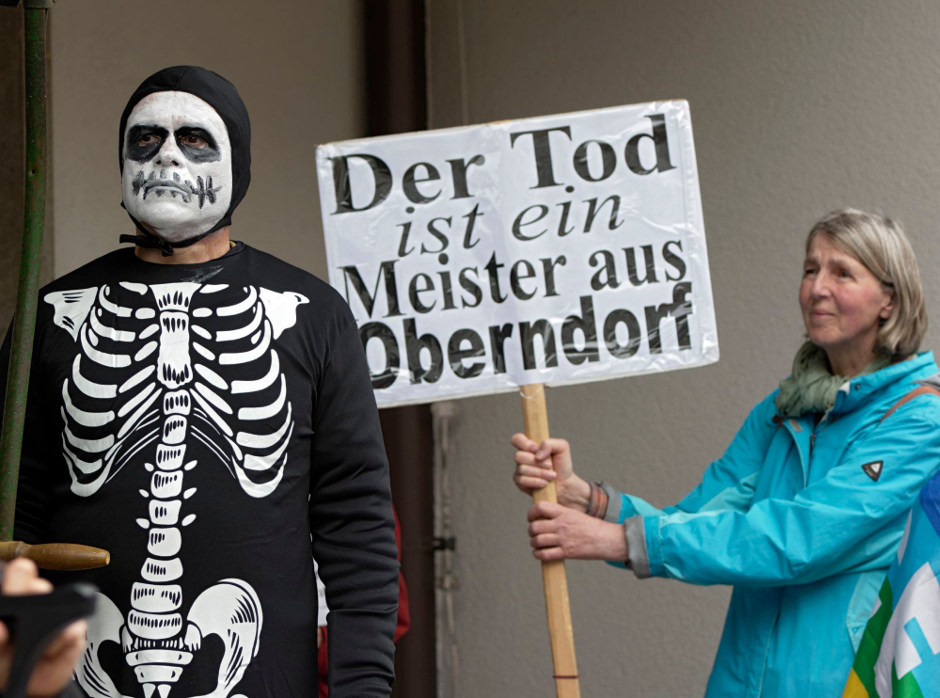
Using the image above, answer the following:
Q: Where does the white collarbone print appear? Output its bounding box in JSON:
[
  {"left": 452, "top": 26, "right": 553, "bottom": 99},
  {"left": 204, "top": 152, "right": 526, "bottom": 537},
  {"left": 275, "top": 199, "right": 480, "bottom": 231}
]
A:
[{"left": 45, "top": 281, "right": 309, "bottom": 698}]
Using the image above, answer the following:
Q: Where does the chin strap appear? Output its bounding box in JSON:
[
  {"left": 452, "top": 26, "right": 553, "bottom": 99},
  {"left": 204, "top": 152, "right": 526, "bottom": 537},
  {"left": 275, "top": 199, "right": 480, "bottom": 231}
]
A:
[
  {"left": 119, "top": 227, "right": 217, "bottom": 257},
  {"left": 119, "top": 232, "right": 174, "bottom": 256}
]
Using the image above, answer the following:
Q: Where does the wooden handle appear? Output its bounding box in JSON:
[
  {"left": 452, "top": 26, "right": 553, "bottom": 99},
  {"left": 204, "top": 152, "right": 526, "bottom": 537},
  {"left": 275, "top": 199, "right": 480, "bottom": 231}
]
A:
[
  {"left": 521, "top": 384, "right": 581, "bottom": 698},
  {"left": 0, "top": 541, "right": 110, "bottom": 570}
]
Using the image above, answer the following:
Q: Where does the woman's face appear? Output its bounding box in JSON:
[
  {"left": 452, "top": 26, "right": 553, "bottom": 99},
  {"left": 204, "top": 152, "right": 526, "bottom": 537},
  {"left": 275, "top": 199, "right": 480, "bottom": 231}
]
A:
[{"left": 799, "top": 234, "right": 895, "bottom": 375}]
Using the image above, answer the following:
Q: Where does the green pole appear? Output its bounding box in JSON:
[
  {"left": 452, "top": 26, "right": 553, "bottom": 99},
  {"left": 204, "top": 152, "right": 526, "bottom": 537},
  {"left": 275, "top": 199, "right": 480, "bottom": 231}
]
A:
[{"left": 0, "top": 0, "right": 53, "bottom": 540}]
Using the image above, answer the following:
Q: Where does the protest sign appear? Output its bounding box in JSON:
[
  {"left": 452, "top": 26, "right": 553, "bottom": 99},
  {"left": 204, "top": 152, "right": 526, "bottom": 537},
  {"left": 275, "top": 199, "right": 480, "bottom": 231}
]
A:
[
  {"left": 317, "top": 101, "right": 716, "bottom": 698},
  {"left": 316, "top": 100, "right": 717, "bottom": 408}
]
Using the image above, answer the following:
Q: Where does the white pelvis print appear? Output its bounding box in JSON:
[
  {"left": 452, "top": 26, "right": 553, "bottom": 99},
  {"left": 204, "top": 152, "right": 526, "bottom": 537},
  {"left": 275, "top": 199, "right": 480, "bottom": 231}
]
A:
[{"left": 44, "top": 281, "right": 309, "bottom": 698}]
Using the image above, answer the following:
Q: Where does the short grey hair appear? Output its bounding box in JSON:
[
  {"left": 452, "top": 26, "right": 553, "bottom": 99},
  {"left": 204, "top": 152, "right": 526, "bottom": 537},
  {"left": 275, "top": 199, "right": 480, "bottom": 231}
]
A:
[{"left": 806, "top": 208, "right": 926, "bottom": 358}]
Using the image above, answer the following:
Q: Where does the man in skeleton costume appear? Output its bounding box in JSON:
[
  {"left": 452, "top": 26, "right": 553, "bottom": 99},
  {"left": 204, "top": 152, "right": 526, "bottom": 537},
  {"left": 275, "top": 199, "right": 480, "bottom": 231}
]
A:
[{"left": 6, "top": 65, "right": 399, "bottom": 698}]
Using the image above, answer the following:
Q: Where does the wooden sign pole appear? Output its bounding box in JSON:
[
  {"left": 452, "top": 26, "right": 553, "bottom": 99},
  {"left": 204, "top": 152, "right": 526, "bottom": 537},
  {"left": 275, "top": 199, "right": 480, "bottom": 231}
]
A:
[{"left": 521, "top": 383, "right": 580, "bottom": 698}]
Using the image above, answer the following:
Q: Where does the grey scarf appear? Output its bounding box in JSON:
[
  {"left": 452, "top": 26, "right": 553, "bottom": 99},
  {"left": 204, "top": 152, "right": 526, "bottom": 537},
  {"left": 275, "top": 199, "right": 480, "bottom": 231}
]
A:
[{"left": 775, "top": 342, "right": 890, "bottom": 417}]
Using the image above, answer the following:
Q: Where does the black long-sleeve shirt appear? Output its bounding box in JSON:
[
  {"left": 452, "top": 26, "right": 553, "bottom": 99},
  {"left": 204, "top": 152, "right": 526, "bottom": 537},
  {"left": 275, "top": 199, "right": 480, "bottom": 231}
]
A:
[{"left": 8, "top": 243, "right": 398, "bottom": 697}]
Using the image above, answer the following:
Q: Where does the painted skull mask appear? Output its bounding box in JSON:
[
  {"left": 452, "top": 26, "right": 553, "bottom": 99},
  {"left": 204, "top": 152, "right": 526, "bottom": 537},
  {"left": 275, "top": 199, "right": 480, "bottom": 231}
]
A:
[{"left": 121, "top": 91, "right": 233, "bottom": 243}]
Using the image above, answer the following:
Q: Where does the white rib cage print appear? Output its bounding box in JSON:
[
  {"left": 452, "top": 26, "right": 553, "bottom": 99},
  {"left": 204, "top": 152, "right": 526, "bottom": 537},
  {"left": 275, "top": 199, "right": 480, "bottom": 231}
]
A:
[{"left": 45, "top": 281, "right": 309, "bottom": 698}]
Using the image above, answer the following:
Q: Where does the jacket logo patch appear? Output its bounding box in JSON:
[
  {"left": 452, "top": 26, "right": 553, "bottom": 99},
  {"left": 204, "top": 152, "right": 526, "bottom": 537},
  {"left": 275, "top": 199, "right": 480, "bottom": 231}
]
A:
[{"left": 862, "top": 461, "right": 884, "bottom": 481}]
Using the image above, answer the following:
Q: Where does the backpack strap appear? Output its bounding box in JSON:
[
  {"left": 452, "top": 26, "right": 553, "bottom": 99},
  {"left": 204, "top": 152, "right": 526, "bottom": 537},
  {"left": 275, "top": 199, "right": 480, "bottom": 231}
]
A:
[{"left": 880, "top": 384, "right": 940, "bottom": 423}]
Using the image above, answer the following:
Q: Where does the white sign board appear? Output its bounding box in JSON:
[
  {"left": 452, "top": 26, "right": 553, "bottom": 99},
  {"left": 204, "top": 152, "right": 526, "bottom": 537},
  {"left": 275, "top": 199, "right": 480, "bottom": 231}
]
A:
[{"left": 316, "top": 101, "right": 718, "bottom": 407}]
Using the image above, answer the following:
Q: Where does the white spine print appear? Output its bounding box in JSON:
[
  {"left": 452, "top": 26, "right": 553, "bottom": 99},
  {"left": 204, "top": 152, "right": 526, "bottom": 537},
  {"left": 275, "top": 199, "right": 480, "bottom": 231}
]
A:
[{"left": 45, "top": 280, "right": 309, "bottom": 698}]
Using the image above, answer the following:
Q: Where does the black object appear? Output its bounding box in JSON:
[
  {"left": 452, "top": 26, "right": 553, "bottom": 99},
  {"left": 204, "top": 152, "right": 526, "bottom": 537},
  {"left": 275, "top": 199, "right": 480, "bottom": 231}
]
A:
[
  {"left": 0, "top": 2, "right": 21, "bottom": 8},
  {"left": 431, "top": 536, "right": 456, "bottom": 552},
  {"left": 0, "top": 583, "right": 97, "bottom": 698}
]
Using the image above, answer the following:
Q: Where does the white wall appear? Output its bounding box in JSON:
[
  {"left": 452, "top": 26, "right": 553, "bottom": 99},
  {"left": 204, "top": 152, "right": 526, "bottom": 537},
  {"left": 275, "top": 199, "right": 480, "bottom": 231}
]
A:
[
  {"left": 50, "top": 0, "right": 365, "bottom": 280},
  {"left": 426, "top": 1, "right": 940, "bottom": 696}
]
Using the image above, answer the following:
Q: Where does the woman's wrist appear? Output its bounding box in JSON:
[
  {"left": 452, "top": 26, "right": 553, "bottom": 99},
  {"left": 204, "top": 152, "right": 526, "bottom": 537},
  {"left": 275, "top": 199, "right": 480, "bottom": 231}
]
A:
[{"left": 560, "top": 475, "right": 592, "bottom": 512}]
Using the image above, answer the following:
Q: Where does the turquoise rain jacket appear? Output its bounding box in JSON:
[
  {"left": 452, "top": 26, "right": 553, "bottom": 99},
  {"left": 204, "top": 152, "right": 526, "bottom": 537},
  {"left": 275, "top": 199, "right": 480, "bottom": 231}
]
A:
[{"left": 603, "top": 352, "right": 940, "bottom": 697}]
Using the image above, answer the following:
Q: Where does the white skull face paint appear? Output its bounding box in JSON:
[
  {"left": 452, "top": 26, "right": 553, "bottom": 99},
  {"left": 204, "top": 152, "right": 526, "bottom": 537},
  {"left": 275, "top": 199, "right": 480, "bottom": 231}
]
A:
[{"left": 122, "top": 91, "right": 233, "bottom": 243}]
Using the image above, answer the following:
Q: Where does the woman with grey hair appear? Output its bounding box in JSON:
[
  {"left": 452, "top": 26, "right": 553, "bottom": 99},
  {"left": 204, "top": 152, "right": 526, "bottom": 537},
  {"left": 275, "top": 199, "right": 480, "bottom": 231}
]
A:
[{"left": 512, "top": 208, "right": 940, "bottom": 697}]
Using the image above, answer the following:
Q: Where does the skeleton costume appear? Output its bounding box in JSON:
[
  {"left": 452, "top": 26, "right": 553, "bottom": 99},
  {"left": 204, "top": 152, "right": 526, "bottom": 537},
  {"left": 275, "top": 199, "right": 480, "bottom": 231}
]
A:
[{"left": 6, "top": 66, "right": 398, "bottom": 698}]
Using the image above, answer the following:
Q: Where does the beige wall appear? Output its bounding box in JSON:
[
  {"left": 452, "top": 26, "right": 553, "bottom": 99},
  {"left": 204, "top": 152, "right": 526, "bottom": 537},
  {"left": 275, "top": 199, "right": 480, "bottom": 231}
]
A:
[
  {"left": 0, "top": 5, "right": 54, "bottom": 334},
  {"left": 426, "top": 1, "right": 940, "bottom": 696},
  {"left": 49, "top": 0, "right": 365, "bottom": 280}
]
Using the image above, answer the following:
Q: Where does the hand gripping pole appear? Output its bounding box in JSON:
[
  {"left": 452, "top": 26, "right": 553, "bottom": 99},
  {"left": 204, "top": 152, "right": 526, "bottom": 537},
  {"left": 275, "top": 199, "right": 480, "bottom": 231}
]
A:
[{"left": 521, "top": 383, "right": 580, "bottom": 698}]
